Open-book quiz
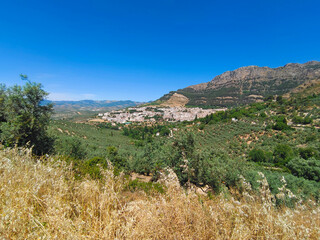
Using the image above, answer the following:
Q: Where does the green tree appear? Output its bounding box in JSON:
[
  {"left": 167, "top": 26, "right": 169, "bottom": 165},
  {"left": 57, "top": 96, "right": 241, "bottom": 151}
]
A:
[
  {"left": 273, "top": 144, "right": 294, "bottom": 166},
  {"left": 272, "top": 115, "right": 292, "bottom": 131},
  {"left": 0, "top": 84, "right": 6, "bottom": 122},
  {"left": 276, "top": 95, "right": 284, "bottom": 104},
  {"left": 0, "top": 81, "right": 53, "bottom": 155},
  {"left": 248, "top": 148, "right": 266, "bottom": 162},
  {"left": 298, "top": 147, "right": 319, "bottom": 159},
  {"left": 107, "top": 146, "right": 126, "bottom": 169},
  {"left": 259, "top": 112, "right": 267, "bottom": 118},
  {"left": 55, "top": 137, "right": 86, "bottom": 159},
  {"left": 287, "top": 157, "right": 320, "bottom": 182}
]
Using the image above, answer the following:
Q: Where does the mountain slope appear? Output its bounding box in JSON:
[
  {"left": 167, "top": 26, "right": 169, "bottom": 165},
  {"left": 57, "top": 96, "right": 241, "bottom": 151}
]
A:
[{"left": 159, "top": 61, "right": 320, "bottom": 107}]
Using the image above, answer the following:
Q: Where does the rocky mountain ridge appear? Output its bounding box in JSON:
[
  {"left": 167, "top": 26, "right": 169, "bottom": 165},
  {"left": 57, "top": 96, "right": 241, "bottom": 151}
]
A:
[{"left": 159, "top": 61, "right": 320, "bottom": 107}]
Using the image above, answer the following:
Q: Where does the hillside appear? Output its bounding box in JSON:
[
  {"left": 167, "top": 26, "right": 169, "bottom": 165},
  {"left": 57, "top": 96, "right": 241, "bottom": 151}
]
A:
[
  {"left": 158, "top": 61, "right": 320, "bottom": 107},
  {"left": 1, "top": 147, "right": 319, "bottom": 239},
  {"left": 48, "top": 90, "right": 320, "bottom": 201}
]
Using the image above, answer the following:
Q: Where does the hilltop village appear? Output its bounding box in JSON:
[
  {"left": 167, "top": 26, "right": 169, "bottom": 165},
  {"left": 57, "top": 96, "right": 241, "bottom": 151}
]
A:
[{"left": 98, "top": 106, "right": 226, "bottom": 123}]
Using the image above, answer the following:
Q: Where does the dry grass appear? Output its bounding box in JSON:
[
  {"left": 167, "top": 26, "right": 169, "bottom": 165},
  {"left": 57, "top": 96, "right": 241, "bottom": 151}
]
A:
[{"left": 0, "top": 148, "right": 319, "bottom": 239}]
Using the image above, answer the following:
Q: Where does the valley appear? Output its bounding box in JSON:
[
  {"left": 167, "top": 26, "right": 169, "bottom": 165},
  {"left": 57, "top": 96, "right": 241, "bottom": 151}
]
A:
[
  {"left": 1, "top": 62, "right": 320, "bottom": 239},
  {"left": 2, "top": 1, "right": 320, "bottom": 238}
]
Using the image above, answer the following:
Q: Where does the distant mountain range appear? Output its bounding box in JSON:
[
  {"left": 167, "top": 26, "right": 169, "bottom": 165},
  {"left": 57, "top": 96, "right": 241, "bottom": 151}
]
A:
[
  {"left": 157, "top": 61, "right": 320, "bottom": 107},
  {"left": 44, "top": 100, "right": 142, "bottom": 111},
  {"left": 43, "top": 100, "right": 143, "bottom": 120}
]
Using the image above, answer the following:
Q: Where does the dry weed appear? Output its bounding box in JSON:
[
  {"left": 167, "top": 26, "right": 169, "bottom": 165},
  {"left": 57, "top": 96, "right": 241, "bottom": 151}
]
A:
[{"left": 0, "top": 148, "right": 319, "bottom": 239}]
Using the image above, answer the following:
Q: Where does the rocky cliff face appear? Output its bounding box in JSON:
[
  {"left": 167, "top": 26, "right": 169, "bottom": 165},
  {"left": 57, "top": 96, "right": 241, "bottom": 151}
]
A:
[{"left": 159, "top": 61, "right": 320, "bottom": 107}]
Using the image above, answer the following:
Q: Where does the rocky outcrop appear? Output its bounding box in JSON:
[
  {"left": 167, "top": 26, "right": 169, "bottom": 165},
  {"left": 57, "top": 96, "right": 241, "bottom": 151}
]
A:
[{"left": 161, "top": 93, "right": 189, "bottom": 107}]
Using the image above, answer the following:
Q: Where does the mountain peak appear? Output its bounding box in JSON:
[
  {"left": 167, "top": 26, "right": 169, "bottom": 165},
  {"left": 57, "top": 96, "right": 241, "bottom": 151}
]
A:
[
  {"left": 304, "top": 60, "right": 320, "bottom": 65},
  {"left": 158, "top": 61, "right": 320, "bottom": 107}
]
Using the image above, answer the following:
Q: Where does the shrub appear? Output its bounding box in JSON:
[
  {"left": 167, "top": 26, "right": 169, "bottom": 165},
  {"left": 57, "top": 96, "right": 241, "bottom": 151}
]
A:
[
  {"left": 276, "top": 96, "right": 284, "bottom": 104},
  {"left": 272, "top": 116, "right": 292, "bottom": 131},
  {"left": 55, "top": 137, "right": 86, "bottom": 159},
  {"left": 107, "top": 146, "right": 127, "bottom": 169},
  {"left": 273, "top": 144, "right": 294, "bottom": 166},
  {"left": 248, "top": 148, "right": 266, "bottom": 162},
  {"left": 260, "top": 112, "right": 267, "bottom": 118},
  {"left": 306, "top": 134, "right": 317, "bottom": 142},
  {"left": 125, "top": 179, "right": 166, "bottom": 195},
  {"left": 86, "top": 156, "right": 107, "bottom": 167},
  {"left": 190, "top": 150, "right": 247, "bottom": 193},
  {"left": 298, "top": 147, "right": 319, "bottom": 159},
  {"left": 287, "top": 157, "right": 320, "bottom": 182},
  {"left": 292, "top": 115, "right": 313, "bottom": 124}
]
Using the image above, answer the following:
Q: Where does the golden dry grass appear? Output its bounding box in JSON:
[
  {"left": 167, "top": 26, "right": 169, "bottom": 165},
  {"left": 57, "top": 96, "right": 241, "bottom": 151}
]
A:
[{"left": 0, "top": 148, "right": 319, "bottom": 239}]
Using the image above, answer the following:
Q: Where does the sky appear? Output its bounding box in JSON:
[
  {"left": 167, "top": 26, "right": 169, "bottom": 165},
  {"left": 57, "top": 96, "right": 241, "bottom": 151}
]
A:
[{"left": 0, "top": 0, "right": 320, "bottom": 102}]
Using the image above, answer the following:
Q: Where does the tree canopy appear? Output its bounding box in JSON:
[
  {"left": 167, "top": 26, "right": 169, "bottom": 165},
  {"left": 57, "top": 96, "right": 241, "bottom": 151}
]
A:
[{"left": 0, "top": 81, "right": 54, "bottom": 155}]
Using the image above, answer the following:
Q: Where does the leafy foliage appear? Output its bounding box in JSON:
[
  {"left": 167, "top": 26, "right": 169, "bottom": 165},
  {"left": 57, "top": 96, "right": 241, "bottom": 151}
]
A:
[
  {"left": 272, "top": 116, "right": 292, "bottom": 131},
  {"left": 0, "top": 82, "right": 53, "bottom": 154},
  {"left": 55, "top": 137, "right": 87, "bottom": 159},
  {"left": 273, "top": 144, "right": 294, "bottom": 166},
  {"left": 249, "top": 148, "right": 272, "bottom": 163},
  {"left": 287, "top": 157, "right": 320, "bottom": 182},
  {"left": 123, "top": 124, "right": 170, "bottom": 140},
  {"left": 125, "top": 179, "right": 166, "bottom": 195}
]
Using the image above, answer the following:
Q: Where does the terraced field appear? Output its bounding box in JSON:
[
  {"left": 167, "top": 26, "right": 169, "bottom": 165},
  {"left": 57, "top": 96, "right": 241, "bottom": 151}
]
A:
[
  {"left": 49, "top": 120, "right": 138, "bottom": 159},
  {"left": 193, "top": 120, "right": 318, "bottom": 159}
]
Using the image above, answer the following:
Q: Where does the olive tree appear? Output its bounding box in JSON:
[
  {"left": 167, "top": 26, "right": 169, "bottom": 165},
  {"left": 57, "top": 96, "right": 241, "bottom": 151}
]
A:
[{"left": 0, "top": 81, "right": 54, "bottom": 155}]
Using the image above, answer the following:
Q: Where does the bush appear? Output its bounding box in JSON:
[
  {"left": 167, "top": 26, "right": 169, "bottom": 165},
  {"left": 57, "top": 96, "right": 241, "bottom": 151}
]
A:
[
  {"left": 199, "top": 123, "right": 205, "bottom": 130},
  {"left": 287, "top": 157, "right": 320, "bottom": 182},
  {"left": 188, "top": 149, "right": 247, "bottom": 193},
  {"left": 125, "top": 179, "right": 165, "bottom": 195},
  {"left": 272, "top": 116, "right": 292, "bottom": 131},
  {"left": 5, "top": 147, "right": 320, "bottom": 239},
  {"left": 276, "top": 96, "right": 284, "bottom": 104},
  {"left": 107, "top": 146, "right": 127, "bottom": 169},
  {"left": 86, "top": 156, "right": 107, "bottom": 167},
  {"left": 292, "top": 115, "right": 304, "bottom": 124},
  {"left": 273, "top": 144, "right": 294, "bottom": 166},
  {"left": 80, "top": 156, "right": 110, "bottom": 179},
  {"left": 55, "top": 137, "right": 86, "bottom": 159},
  {"left": 298, "top": 147, "right": 319, "bottom": 159},
  {"left": 260, "top": 112, "right": 267, "bottom": 118},
  {"left": 306, "top": 134, "right": 317, "bottom": 142},
  {"left": 292, "top": 115, "right": 313, "bottom": 124},
  {"left": 248, "top": 148, "right": 267, "bottom": 162}
]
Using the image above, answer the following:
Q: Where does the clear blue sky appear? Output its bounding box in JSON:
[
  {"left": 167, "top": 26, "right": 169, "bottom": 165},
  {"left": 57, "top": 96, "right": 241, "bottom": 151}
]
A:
[{"left": 1, "top": 0, "right": 320, "bottom": 101}]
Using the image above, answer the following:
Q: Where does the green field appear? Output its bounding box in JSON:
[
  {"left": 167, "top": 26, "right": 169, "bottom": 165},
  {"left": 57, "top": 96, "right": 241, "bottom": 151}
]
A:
[{"left": 49, "top": 120, "right": 138, "bottom": 159}]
